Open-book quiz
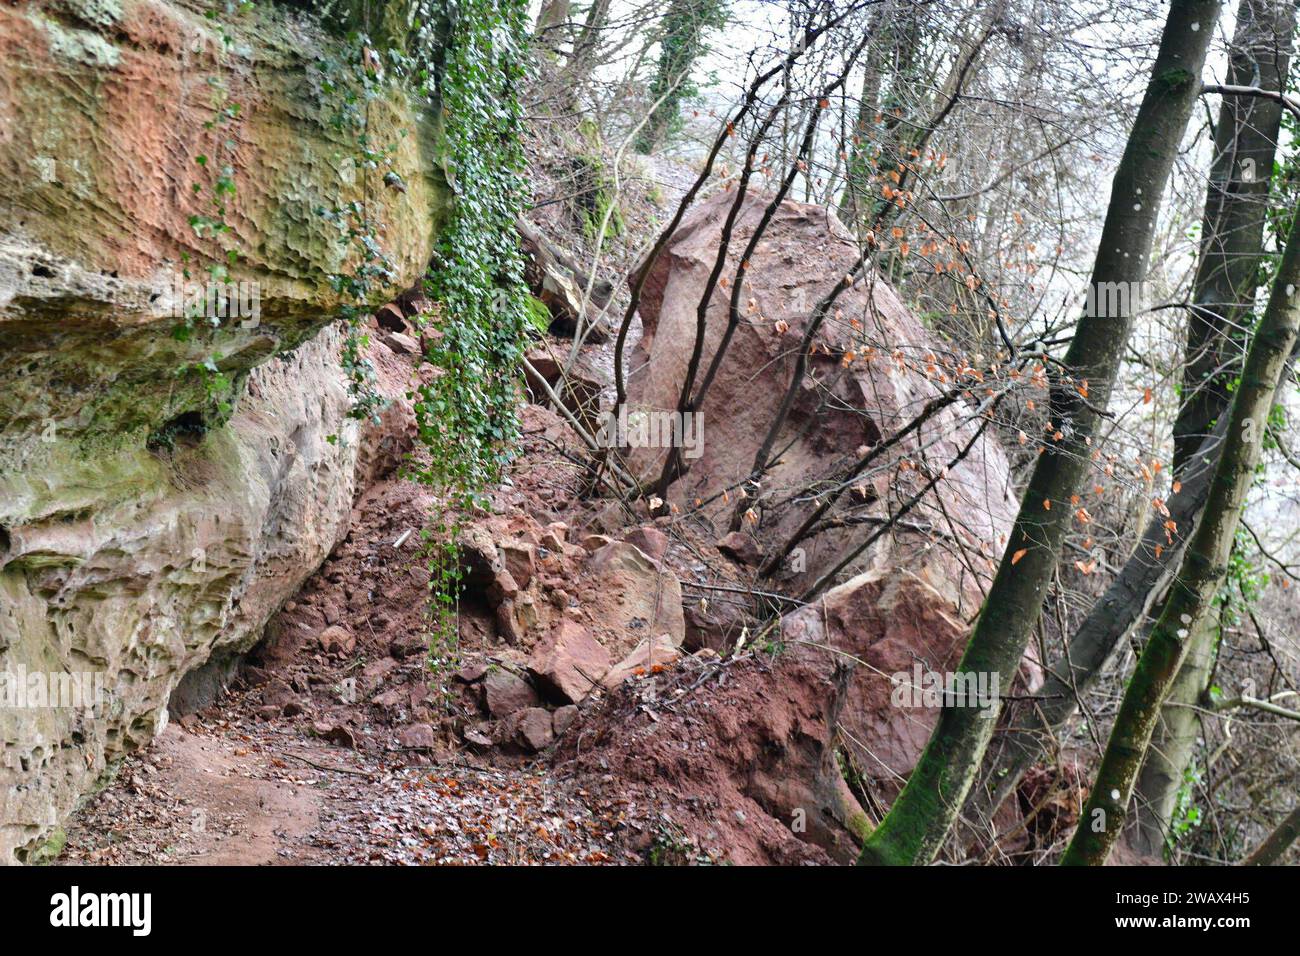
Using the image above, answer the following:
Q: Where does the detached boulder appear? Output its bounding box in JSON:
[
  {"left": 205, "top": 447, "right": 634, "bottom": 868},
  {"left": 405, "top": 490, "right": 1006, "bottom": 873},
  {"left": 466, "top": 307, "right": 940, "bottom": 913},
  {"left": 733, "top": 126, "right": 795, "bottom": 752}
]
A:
[
  {"left": 528, "top": 621, "right": 611, "bottom": 704},
  {"left": 512, "top": 707, "right": 556, "bottom": 753},
  {"left": 583, "top": 542, "right": 685, "bottom": 654},
  {"left": 482, "top": 669, "right": 540, "bottom": 719},
  {"left": 456, "top": 525, "right": 503, "bottom": 592},
  {"left": 522, "top": 347, "right": 605, "bottom": 437},
  {"left": 782, "top": 568, "right": 976, "bottom": 786},
  {"left": 623, "top": 526, "right": 669, "bottom": 564},
  {"left": 716, "top": 531, "right": 761, "bottom": 567},
  {"left": 500, "top": 540, "right": 536, "bottom": 589},
  {"left": 626, "top": 191, "right": 1017, "bottom": 615},
  {"left": 318, "top": 625, "right": 356, "bottom": 656},
  {"left": 398, "top": 723, "right": 437, "bottom": 750}
]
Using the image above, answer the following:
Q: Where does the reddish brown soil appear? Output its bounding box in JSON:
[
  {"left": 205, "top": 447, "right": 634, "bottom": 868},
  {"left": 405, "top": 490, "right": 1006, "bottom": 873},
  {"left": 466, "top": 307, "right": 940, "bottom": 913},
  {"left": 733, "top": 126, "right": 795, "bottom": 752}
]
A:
[
  {"left": 60, "top": 373, "right": 841, "bottom": 866},
  {"left": 61, "top": 151, "right": 854, "bottom": 866}
]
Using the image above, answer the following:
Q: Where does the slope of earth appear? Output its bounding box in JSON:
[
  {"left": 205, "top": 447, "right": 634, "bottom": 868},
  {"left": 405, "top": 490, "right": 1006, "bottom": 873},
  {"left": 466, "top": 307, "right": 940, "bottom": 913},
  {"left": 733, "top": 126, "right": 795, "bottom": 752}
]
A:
[{"left": 55, "top": 337, "right": 834, "bottom": 866}]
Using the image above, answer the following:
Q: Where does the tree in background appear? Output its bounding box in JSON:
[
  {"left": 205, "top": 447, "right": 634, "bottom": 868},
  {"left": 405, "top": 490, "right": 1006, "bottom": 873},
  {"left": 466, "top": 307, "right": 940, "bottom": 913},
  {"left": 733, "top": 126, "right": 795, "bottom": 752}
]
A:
[
  {"left": 857, "top": 0, "right": 1221, "bottom": 866},
  {"left": 1063, "top": 186, "right": 1300, "bottom": 866},
  {"left": 1133, "top": 0, "right": 1298, "bottom": 858},
  {"left": 634, "top": 0, "right": 729, "bottom": 153}
]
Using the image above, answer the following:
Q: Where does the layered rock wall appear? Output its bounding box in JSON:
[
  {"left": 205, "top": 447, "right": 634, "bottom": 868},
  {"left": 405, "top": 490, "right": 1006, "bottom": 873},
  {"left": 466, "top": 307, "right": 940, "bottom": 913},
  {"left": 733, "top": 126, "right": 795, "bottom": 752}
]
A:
[{"left": 0, "top": 0, "right": 441, "bottom": 862}]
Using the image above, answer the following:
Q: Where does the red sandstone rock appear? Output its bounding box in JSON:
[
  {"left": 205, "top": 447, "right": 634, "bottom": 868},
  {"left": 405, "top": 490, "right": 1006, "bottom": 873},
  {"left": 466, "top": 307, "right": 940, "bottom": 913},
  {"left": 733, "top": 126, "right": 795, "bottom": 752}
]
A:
[{"left": 527, "top": 620, "right": 611, "bottom": 704}]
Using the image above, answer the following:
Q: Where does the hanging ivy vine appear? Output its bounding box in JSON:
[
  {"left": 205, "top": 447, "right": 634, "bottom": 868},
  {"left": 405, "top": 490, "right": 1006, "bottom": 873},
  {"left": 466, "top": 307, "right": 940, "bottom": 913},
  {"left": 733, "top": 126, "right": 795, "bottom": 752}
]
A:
[
  {"left": 169, "top": 1, "right": 256, "bottom": 429},
  {"left": 310, "top": 0, "right": 531, "bottom": 680},
  {"left": 183, "top": 0, "right": 530, "bottom": 691},
  {"left": 410, "top": 0, "right": 530, "bottom": 672}
]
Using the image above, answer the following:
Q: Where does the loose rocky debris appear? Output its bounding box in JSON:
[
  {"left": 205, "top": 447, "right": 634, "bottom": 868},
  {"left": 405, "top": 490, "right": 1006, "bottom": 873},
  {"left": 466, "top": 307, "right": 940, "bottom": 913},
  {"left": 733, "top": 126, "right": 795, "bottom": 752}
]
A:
[
  {"left": 57, "top": 183, "right": 1045, "bottom": 867},
  {"left": 59, "top": 704, "right": 637, "bottom": 866}
]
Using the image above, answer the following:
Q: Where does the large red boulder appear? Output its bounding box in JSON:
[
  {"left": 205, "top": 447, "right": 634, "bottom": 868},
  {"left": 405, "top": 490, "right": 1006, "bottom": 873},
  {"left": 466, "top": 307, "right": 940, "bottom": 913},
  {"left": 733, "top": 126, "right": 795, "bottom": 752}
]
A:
[
  {"left": 782, "top": 569, "right": 976, "bottom": 787},
  {"left": 627, "top": 191, "right": 1017, "bottom": 616}
]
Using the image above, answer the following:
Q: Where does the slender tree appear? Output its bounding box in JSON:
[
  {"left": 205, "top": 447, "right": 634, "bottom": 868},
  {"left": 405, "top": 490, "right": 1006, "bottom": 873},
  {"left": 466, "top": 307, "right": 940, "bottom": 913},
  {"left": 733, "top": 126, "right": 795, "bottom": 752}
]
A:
[
  {"left": 857, "top": 0, "right": 1221, "bottom": 866},
  {"left": 1062, "top": 196, "right": 1300, "bottom": 867},
  {"left": 1132, "top": 0, "right": 1298, "bottom": 857},
  {"left": 634, "top": 0, "right": 728, "bottom": 153},
  {"left": 838, "top": 1, "right": 921, "bottom": 229}
]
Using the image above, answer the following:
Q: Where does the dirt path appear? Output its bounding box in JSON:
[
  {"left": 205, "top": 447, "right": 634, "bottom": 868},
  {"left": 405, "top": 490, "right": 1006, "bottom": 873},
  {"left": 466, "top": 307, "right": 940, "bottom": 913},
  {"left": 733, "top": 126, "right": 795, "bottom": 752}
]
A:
[
  {"left": 59, "top": 723, "right": 321, "bottom": 865},
  {"left": 59, "top": 155, "right": 732, "bottom": 868},
  {"left": 60, "top": 704, "right": 630, "bottom": 865},
  {"left": 60, "top": 456, "right": 635, "bottom": 866}
]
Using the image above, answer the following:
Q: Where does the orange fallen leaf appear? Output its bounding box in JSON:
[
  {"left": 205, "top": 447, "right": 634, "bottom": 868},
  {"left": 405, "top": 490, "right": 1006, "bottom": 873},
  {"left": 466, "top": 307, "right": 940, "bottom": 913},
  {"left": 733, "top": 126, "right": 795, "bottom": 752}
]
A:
[{"left": 1011, "top": 548, "right": 1028, "bottom": 565}]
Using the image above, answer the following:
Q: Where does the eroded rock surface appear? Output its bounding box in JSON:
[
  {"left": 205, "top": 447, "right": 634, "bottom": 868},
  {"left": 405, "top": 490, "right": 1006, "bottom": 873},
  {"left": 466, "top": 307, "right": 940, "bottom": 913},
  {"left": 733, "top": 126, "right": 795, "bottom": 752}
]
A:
[
  {"left": 0, "top": 329, "right": 417, "bottom": 862},
  {"left": 781, "top": 569, "right": 974, "bottom": 786},
  {"left": 0, "top": 0, "right": 442, "bottom": 863}
]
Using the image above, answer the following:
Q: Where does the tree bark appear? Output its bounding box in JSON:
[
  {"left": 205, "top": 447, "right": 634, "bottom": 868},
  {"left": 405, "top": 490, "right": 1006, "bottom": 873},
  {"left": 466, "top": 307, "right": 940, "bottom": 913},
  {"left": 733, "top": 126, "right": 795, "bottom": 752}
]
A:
[
  {"left": 1173, "top": 0, "right": 1295, "bottom": 475},
  {"left": 1243, "top": 803, "right": 1300, "bottom": 864},
  {"left": 1062, "top": 194, "right": 1300, "bottom": 867},
  {"left": 535, "top": 0, "right": 571, "bottom": 39},
  {"left": 961, "top": 416, "right": 1225, "bottom": 839},
  {"left": 555, "top": 0, "right": 612, "bottom": 109},
  {"left": 838, "top": 1, "right": 914, "bottom": 230},
  {"left": 1133, "top": 0, "right": 1297, "bottom": 858},
  {"left": 1128, "top": 616, "right": 1218, "bottom": 856},
  {"left": 857, "top": 0, "right": 1220, "bottom": 867}
]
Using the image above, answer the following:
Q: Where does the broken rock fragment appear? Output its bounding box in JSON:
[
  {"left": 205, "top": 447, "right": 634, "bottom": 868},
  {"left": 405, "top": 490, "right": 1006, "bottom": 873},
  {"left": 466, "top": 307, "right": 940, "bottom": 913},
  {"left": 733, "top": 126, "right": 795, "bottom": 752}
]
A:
[
  {"left": 601, "top": 634, "right": 682, "bottom": 689},
  {"left": 482, "top": 669, "right": 541, "bottom": 718},
  {"left": 513, "top": 707, "right": 555, "bottom": 752},
  {"left": 527, "top": 620, "right": 611, "bottom": 704}
]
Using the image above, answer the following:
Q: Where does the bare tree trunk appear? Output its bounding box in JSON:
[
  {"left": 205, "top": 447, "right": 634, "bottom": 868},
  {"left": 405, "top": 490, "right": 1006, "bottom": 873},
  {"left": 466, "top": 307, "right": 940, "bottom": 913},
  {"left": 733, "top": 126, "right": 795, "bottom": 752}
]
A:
[
  {"left": 961, "top": 416, "right": 1225, "bottom": 839},
  {"left": 1128, "top": 620, "right": 1219, "bottom": 855},
  {"left": 556, "top": 0, "right": 613, "bottom": 109},
  {"left": 1243, "top": 803, "right": 1300, "bottom": 864},
  {"left": 1173, "top": 0, "right": 1296, "bottom": 474},
  {"left": 534, "top": 0, "right": 571, "bottom": 41},
  {"left": 857, "top": 0, "right": 1220, "bottom": 867},
  {"left": 535, "top": 0, "right": 572, "bottom": 52},
  {"left": 838, "top": 1, "right": 912, "bottom": 229},
  {"left": 1062, "top": 193, "right": 1300, "bottom": 867},
  {"left": 1132, "top": 0, "right": 1297, "bottom": 859}
]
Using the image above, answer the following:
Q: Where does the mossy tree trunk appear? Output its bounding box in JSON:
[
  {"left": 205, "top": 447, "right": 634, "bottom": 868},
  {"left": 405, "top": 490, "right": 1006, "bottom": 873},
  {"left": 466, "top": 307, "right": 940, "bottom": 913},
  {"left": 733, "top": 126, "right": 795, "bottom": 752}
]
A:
[
  {"left": 857, "top": 0, "right": 1221, "bottom": 867},
  {"left": 634, "top": 0, "right": 727, "bottom": 154},
  {"left": 1131, "top": 0, "right": 1297, "bottom": 859},
  {"left": 1062, "top": 196, "right": 1300, "bottom": 867}
]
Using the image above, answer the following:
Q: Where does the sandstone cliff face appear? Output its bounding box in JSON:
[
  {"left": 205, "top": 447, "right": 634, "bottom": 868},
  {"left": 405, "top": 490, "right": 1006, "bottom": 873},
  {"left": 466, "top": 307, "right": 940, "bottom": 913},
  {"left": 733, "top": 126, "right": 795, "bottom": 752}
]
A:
[{"left": 0, "top": 0, "right": 440, "bottom": 863}]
